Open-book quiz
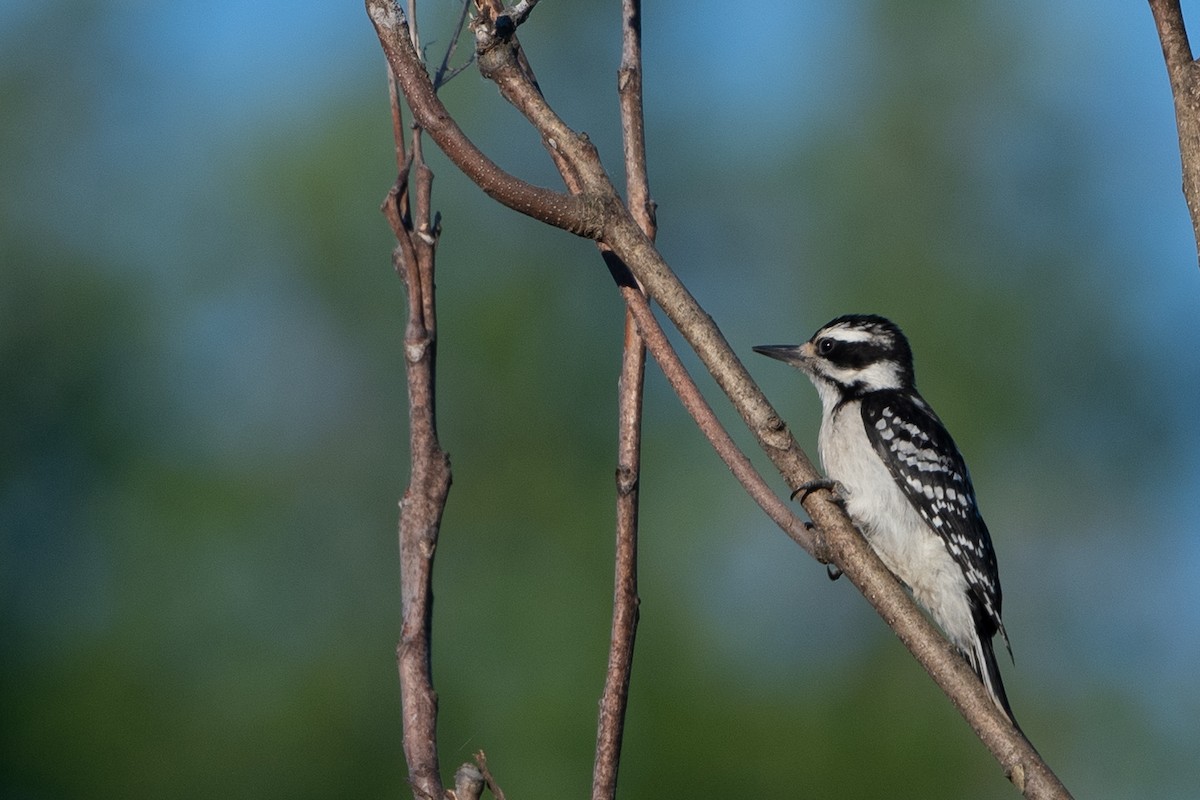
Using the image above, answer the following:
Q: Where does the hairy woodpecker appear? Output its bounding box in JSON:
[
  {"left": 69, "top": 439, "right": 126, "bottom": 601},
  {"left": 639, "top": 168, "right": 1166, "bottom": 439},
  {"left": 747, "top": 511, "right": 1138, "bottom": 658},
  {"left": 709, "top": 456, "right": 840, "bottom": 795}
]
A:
[{"left": 754, "top": 314, "right": 1016, "bottom": 722}]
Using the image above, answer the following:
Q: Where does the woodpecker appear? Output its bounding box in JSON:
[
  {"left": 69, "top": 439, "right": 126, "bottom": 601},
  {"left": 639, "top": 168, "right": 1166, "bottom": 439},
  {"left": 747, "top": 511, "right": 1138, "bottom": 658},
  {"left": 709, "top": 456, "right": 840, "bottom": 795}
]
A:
[{"left": 755, "top": 314, "right": 1016, "bottom": 722}]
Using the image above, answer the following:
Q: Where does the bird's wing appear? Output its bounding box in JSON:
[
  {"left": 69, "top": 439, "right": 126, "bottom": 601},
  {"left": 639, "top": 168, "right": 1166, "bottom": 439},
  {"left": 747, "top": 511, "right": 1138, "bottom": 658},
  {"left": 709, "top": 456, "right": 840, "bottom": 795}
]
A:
[{"left": 860, "top": 390, "right": 1005, "bottom": 641}]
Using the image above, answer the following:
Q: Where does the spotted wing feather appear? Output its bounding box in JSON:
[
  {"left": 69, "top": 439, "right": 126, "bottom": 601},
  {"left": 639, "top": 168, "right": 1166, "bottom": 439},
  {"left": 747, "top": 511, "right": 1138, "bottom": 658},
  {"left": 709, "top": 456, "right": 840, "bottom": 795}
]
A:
[{"left": 859, "top": 391, "right": 1005, "bottom": 642}]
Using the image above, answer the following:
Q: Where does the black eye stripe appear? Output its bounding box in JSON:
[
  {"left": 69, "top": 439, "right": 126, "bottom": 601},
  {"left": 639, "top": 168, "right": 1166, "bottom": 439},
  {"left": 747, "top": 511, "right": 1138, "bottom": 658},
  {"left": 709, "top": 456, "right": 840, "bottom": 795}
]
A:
[{"left": 816, "top": 338, "right": 894, "bottom": 369}]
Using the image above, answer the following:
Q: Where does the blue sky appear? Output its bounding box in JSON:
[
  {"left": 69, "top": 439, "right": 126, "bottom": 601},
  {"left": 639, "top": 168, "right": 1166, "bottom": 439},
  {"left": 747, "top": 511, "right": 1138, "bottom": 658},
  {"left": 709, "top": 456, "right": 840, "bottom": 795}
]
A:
[{"left": 5, "top": 0, "right": 1200, "bottom": 795}]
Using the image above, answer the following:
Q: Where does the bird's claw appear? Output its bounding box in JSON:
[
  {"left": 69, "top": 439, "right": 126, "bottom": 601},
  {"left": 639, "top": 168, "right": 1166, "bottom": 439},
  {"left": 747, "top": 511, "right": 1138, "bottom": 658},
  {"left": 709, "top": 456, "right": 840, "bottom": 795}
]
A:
[
  {"left": 803, "top": 521, "right": 843, "bottom": 581},
  {"left": 790, "top": 478, "right": 845, "bottom": 505}
]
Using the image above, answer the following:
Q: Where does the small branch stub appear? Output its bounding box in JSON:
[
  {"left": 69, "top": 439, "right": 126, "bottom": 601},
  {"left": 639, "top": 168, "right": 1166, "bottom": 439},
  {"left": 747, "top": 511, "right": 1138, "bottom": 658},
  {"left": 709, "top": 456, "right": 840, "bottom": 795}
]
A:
[
  {"left": 451, "top": 764, "right": 485, "bottom": 800},
  {"left": 473, "top": 750, "right": 507, "bottom": 800}
]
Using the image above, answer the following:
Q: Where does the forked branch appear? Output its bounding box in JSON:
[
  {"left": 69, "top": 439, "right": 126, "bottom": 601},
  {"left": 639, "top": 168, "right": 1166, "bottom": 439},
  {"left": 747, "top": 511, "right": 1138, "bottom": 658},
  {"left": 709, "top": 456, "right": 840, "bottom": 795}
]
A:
[{"left": 368, "top": 2, "right": 1073, "bottom": 797}]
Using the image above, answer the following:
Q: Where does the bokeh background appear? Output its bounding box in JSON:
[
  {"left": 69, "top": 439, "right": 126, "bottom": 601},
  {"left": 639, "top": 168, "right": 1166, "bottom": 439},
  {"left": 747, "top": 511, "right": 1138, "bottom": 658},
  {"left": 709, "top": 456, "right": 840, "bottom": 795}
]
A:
[{"left": 3, "top": 1, "right": 1199, "bottom": 797}]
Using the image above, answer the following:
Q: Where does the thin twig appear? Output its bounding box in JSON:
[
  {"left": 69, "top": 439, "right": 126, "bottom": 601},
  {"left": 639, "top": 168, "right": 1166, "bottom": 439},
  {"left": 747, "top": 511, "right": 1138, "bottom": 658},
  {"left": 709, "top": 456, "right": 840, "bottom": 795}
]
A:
[
  {"left": 406, "top": 0, "right": 420, "bottom": 53},
  {"left": 592, "top": 305, "right": 645, "bottom": 800},
  {"left": 433, "top": 0, "right": 475, "bottom": 90},
  {"left": 591, "top": 3, "right": 651, "bottom": 797},
  {"left": 617, "top": 0, "right": 656, "bottom": 240}
]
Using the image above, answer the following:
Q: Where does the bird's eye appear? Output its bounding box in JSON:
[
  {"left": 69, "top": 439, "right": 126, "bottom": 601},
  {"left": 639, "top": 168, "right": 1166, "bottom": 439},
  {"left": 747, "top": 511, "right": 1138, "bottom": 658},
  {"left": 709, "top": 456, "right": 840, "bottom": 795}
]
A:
[{"left": 817, "top": 338, "right": 836, "bottom": 356}]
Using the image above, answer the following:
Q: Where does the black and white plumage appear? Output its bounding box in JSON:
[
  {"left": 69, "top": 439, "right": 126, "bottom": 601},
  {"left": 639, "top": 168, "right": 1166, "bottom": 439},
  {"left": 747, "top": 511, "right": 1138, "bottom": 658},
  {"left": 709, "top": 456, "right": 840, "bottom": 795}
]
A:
[{"left": 754, "top": 314, "right": 1016, "bottom": 722}]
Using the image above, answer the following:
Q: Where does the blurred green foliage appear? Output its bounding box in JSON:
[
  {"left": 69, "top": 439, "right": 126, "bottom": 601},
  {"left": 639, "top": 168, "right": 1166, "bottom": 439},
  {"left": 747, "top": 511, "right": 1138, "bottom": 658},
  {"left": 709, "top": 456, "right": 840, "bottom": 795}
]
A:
[{"left": 3, "top": 1, "right": 1199, "bottom": 799}]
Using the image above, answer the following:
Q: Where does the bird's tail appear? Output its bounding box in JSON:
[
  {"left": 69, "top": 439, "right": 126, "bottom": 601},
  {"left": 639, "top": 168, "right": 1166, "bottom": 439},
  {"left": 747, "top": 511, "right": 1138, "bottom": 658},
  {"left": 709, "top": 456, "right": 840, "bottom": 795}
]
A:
[{"left": 968, "top": 634, "right": 1021, "bottom": 734}]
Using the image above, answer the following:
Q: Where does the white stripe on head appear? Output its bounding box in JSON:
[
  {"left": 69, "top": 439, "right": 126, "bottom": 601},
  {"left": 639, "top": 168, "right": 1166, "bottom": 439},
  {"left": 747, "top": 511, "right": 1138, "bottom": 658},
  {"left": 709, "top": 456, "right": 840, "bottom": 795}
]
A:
[
  {"left": 820, "top": 323, "right": 878, "bottom": 343},
  {"left": 814, "top": 360, "right": 906, "bottom": 392}
]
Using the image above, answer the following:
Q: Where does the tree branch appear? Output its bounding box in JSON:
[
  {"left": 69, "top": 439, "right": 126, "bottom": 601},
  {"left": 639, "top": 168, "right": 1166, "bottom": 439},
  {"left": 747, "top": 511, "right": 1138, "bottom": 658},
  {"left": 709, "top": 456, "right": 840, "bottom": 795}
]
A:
[
  {"left": 1149, "top": 0, "right": 1200, "bottom": 264},
  {"left": 383, "top": 19, "right": 450, "bottom": 800},
  {"left": 368, "top": 3, "right": 1074, "bottom": 796},
  {"left": 592, "top": 299, "right": 645, "bottom": 800},
  {"left": 368, "top": 0, "right": 605, "bottom": 236},
  {"left": 592, "top": 4, "right": 651, "bottom": 796},
  {"left": 611, "top": 277, "right": 821, "bottom": 557}
]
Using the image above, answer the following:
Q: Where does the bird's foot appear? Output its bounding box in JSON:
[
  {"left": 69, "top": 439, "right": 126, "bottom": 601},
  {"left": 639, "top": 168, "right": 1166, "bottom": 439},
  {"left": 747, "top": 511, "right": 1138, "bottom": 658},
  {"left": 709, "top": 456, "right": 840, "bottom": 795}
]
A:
[
  {"left": 802, "top": 521, "right": 844, "bottom": 582},
  {"left": 790, "top": 478, "right": 845, "bottom": 505}
]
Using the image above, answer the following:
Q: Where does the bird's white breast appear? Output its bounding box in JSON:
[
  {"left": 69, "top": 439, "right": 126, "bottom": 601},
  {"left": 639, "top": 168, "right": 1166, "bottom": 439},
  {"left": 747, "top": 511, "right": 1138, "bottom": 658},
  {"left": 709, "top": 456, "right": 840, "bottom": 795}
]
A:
[{"left": 819, "top": 399, "right": 975, "bottom": 648}]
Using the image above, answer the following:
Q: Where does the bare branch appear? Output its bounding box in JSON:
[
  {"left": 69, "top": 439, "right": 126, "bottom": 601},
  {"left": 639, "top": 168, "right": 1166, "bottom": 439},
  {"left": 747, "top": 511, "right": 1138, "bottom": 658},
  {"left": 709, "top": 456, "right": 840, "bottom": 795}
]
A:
[
  {"left": 617, "top": 0, "right": 656, "bottom": 238},
  {"left": 367, "top": 0, "right": 605, "bottom": 236},
  {"left": 391, "top": 160, "right": 448, "bottom": 800},
  {"left": 1150, "top": 0, "right": 1194, "bottom": 89},
  {"left": 592, "top": 4, "right": 651, "bottom": 796},
  {"left": 382, "top": 10, "right": 450, "bottom": 800},
  {"left": 1149, "top": 0, "right": 1200, "bottom": 264},
  {"left": 432, "top": 0, "right": 475, "bottom": 90},
  {"left": 592, "top": 305, "right": 645, "bottom": 800},
  {"left": 368, "top": 4, "right": 1075, "bottom": 797},
  {"left": 612, "top": 270, "right": 823, "bottom": 557}
]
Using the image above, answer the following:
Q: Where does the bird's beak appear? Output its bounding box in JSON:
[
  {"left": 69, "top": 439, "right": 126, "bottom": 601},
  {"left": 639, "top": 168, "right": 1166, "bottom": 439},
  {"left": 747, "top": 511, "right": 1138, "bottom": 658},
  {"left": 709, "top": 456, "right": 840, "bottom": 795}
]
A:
[{"left": 753, "top": 343, "right": 812, "bottom": 366}]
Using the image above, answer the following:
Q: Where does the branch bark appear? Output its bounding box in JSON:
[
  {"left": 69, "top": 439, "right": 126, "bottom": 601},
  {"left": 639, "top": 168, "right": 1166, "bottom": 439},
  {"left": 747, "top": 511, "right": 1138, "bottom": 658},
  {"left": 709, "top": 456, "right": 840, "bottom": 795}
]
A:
[
  {"left": 368, "top": 2, "right": 1074, "bottom": 797},
  {"left": 592, "top": 4, "right": 652, "bottom": 796},
  {"left": 592, "top": 302, "right": 645, "bottom": 800},
  {"left": 383, "top": 36, "right": 449, "bottom": 800},
  {"left": 594, "top": 119, "right": 645, "bottom": 800},
  {"left": 1149, "top": 0, "right": 1200, "bottom": 264},
  {"left": 369, "top": 1, "right": 604, "bottom": 235}
]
